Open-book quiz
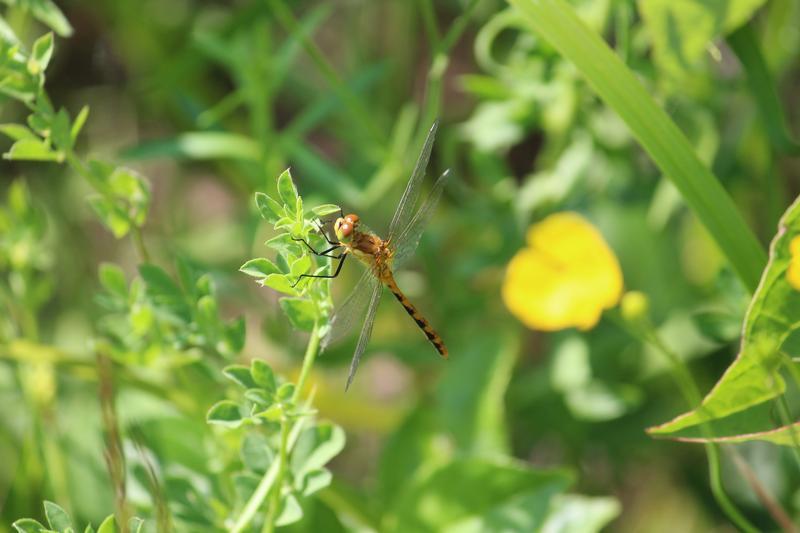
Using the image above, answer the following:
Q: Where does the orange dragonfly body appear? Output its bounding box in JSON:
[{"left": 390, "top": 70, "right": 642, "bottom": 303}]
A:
[{"left": 293, "top": 122, "right": 449, "bottom": 389}]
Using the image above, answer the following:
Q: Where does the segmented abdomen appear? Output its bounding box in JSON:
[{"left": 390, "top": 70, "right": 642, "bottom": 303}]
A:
[{"left": 383, "top": 273, "right": 448, "bottom": 358}]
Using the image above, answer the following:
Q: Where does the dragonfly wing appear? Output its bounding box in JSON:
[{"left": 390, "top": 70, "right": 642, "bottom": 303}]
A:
[
  {"left": 323, "top": 267, "right": 380, "bottom": 349},
  {"left": 387, "top": 120, "right": 439, "bottom": 241},
  {"left": 345, "top": 281, "right": 383, "bottom": 391},
  {"left": 392, "top": 169, "right": 451, "bottom": 269}
]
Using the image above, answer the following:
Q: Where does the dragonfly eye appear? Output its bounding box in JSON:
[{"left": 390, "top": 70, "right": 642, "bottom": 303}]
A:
[{"left": 344, "top": 213, "right": 359, "bottom": 226}]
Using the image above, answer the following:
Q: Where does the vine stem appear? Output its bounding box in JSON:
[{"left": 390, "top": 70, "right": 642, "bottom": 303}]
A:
[
  {"left": 611, "top": 311, "right": 758, "bottom": 532},
  {"left": 230, "top": 322, "right": 321, "bottom": 533}
]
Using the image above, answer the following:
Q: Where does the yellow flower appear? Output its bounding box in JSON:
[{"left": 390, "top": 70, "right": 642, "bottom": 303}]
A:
[
  {"left": 787, "top": 236, "right": 800, "bottom": 290},
  {"left": 502, "top": 212, "right": 623, "bottom": 331}
]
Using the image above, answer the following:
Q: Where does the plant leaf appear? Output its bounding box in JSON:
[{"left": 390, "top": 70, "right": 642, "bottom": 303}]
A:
[
  {"left": 44, "top": 501, "right": 72, "bottom": 531},
  {"left": 255, "top": 192, "right": 284, "bottom": 224},
  {"left": 277, "top": 168, "right": 299, "bottom": 207},
  {"left": 279, "top": 297, "right": 316, "bottom": 331},
  {"left": 207, "top": 400, "right": 244, "bottom": 428},
  {"left": 650, "top": 195, "right": 800, "bottom": 437},
  {"left": 239, "top": 258, "right": 279, "bottom": 279},
  {"left": 311, "top": 204, "right": 341, "bottom": 217}
]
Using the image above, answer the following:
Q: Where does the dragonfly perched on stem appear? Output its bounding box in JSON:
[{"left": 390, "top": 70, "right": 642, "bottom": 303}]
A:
[{"left": 293, "top": 121, "right": 450, "bottom": 390}]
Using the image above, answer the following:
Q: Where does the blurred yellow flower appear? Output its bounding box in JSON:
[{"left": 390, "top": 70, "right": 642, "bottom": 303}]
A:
[
  {"left": 787, "top": 236, "right": 800, "bottom": 290},
  {"left": 502, "top": 212, "right": 623, "bottom": 331}
]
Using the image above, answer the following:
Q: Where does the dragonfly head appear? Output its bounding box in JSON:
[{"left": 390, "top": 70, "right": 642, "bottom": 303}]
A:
[{"left": 334, "top": 213, "right": 359, "bottom": 243}]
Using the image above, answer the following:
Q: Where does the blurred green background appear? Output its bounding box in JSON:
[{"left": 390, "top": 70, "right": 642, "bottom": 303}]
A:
[{"left": 1, "top": 0, "right": 799, "bottom": 531}]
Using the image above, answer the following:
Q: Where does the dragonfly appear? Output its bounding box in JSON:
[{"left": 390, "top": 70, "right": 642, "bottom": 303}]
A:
[{"left": 293, "top": 121, "right": 450, "bottom": 390}]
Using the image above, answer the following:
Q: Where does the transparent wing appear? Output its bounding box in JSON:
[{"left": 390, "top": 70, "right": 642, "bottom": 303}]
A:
[
  {"left": 322, "top": 267, "right": 380, "bottom": 349},
  {"left": 345, "top": 282, "right": 383, "bottom": 391},
  {"left": 392, "top": 169, "right": 451, "bottom": 268},
  {"left": 387, "top": 120, "right": 439, "bottom": 241}
]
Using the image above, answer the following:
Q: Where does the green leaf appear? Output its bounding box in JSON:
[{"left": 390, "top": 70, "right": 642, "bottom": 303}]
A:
[
  {"left": 29, "top": 1, "right": 73, "bottom": 36},
  {"left": 639, "top": 0, "right": 767, "bottom": 79},
  {"left": 206, "top": 400, "right": 244, "bottom": 428},
  {"left": 127, "top": 518, "right": 144, "bottom": 533},
  {"left": 289, "top": 254, "right": 312, "bottom": 277},
  {"left": 650, "top": 195, "right": 800, "bottom": 437},
  {"left": 507, "top": 0, "right": 766, "bottom": 292},
  {"left": 311, "top": 204, "right": 341, "bottom": 217},
  {"left": 84, "top": 526, "right": 95, "bottom": 533},
  {"left": 239, "top": 258, "right": 279, "bottom": 279},
  {"left": 299, "top": 468, "right": 332, "bottom": 496},
  {"left": 437, "top": 333, "right": 517, "bottom": 455},
  {"left": 291, "top": 422, "right": 345, "bottom": 476},
  {"left": 70, "top": 105, "right": 90, "bottom": 141},
  {"left": 27, "top": 32, "right": 54, "bottom": 75},
  {"left": 251, "top": 359, "right": 277, "bottom": 393},
  {"left": 4, "top": 139, "right": 63, "bottom": 162},
  {"left": 541, "top": 495, "right": 620, "bottom": 532},
  {"left": 138, "top": 264, "right": 185, "bottom": 309},
  {"left": 222, "top": 365, "right": 258, "bottom": 389},
  {"left": 0, "top": 15, "right": 19, "bottom": 44},
  {"left": 98, "top": 263, "right": 127, "bottom": 299},
  {"left": 666, "top": 420, "right": 800, "bottom": 447},
  {"left": 277, "top": 168, "right": 299, "bottom": 207},
  {"left": 388, "top": 458, "right": 573, "bottom": 532},
  {"left": 0, "top": 123, "right": 38, "bottom": 141},
  {"left": 276, "top": 382, "right": 295, "bottom": 401},
  {"left": 96, "top": 515, "right": 118, "bottom": 533},
  {"left": 50, "top": 108, "right": 72, "bottom": 151},
  {"left": 279, "top": 297, "right": 316, "bottom": 331},
  {"left": 254, "top": 403, "right": 283, "bottom": 421},
  {"left": 88, "top": 197, "right": 130, "bottom": 238},
  {"left": 12, "top": 518, "right": 47, "bottom": 533},
  {"left": 275, "top": 492, "right": 303, "bottom": 527},
  {"left": 265, "top": 233, "right": 301, "bottom": 256},
  {"left": 244, "top": 388, "right": 272, "bottom": 406},
  {"left": 224, "top": 317, "right": 246, "bottom": 355},
  {"left": 262, "top": 274, "right": 299, "bottom": 296},
  {"left": 241, "top": 432, "right": 274, "bottom": 473},
  {"left": 44, "top": 501, "right": 73, "bottom": 531},
  {"left": 255, "top": 192, "right": 284, "bottom": 224}
]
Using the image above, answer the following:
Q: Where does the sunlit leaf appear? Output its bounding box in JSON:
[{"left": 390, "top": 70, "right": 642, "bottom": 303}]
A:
[
  {"left": 255, "top": 192, "right": 284, "bottom": 224},
  {"left": 207, "top": 400, "right": 244, "bottom": 428},
  {"left": 44, "top": 500, "right": 72, "bottom": 531},
  {"left": 650, "top": 195, "right": 800, "bottom": 437},
  {"left": 279, "top": 297, "right": 316, "bottom": 330},
  {"left": 277, "top": 168, "right": 299, "bottom": 208}
]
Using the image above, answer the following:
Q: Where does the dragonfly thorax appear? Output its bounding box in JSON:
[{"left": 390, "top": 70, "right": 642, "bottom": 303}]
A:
[{"left": 334, "top": 213, "right": 360, "bottom": 242}]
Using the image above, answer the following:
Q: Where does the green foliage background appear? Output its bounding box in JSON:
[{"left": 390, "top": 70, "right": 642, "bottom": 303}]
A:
[{"left": 1, "top": 0, "right": 799, "bottom": 531}]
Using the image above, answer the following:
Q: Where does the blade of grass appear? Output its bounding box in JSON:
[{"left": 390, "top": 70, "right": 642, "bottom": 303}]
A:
[
  {"left": 727, "top": 23, "right": 800, "bottom": 157},
  {"left": 507, "top": 0, "right": 767, "bottom": 293},
  {"left": 266, "top": 0, "right": 387, "bottom": 147}
]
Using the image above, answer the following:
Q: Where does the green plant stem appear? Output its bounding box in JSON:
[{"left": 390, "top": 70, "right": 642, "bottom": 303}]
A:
[
  {"left": 293, "top": 321, "right": 321, "bottom": 403},
  {"left": 132, "top": 227, "right": 150, "bottom": 263},
  {"left": 727, "top": 23, "right": 799, "bottom": 156},
  {"left": 64, "top": 151, "right": 152, "bottom": 262},
  {"left": 637, "top": 325, "right": 758, "bottom": 532},
  {"left": 262, "top": 418, "right": 290, "bottom": 533},
  {"left": 774, "top": 394, "right": 800, "bottom": 471},
  {"left": 230, "top": 323, "right": 321, "bottom": 533},
  {"left": 418, "top": 0, "right": 440, "bottom": 48},
  {"left": 507, "top": 0, "right": 767, "bottom": 292}
]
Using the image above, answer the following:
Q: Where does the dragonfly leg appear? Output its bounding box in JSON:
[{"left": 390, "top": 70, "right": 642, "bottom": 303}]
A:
[
  {"left": 313, "top": 219, "right": 341, "bottom": 246},
  {"left": 292, "top": 237, "right": 343, "bottom": 258},
  {"left": 291, "top": 253, "right": 348, "bottom": 288}
]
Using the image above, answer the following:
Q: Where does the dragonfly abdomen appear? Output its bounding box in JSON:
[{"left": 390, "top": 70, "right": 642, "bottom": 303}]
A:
[{"left": 384, "top": 274, "right": 448, "bottom": 358}]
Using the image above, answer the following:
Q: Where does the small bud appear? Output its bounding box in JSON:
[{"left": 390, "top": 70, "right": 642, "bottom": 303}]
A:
[{"left": 621, "top": 291, "right": 649, "bottom": 322}]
